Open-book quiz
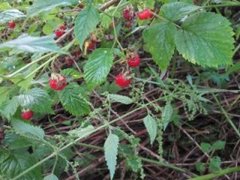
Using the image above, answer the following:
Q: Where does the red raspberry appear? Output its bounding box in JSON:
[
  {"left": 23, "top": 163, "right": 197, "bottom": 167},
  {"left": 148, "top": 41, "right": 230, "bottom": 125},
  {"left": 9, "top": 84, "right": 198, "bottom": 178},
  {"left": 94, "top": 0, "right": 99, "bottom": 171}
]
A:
[
  {"left": 55, "top": 29, "right": 65, "bottom": 38},
  {"left": 127, "top": 54, "right": 140, "bottom": 67},
  {"left": 21, "top": 110, "right": 33, "bottom": 120},
  {"left": 49, "top": 74, "right": 67, "bottom": 91},
  {"left": 115, "top": 73, "right": 131, "bottom": 88},
  {"left": 8, "top": 20, "right": 16, "bottom": 29},
  {"left": 137, "top": 9, "right": 154, "bottom": 20}
]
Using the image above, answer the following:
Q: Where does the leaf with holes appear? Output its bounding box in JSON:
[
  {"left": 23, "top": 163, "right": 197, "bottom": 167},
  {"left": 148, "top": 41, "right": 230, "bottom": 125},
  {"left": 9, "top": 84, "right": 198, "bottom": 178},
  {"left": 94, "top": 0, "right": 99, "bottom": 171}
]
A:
[
  {"left": 84, "top": 48, "right": 114, "bottom": 88},
  {"left": 104, "top": 133, "right": 119, "bottom": 180},
  {"left": 59, "top": 83, "right": 91, "bottom": 116},
  {"left": 175, "top": 12, "right": 234, "bottom": 68},
  {"left": 0, "top": 34, "right": 62, "bottom": 53},
  {"left": 17, "top": 88, "right": 53, "bottom": 114},
  {"left": 74, "top": 5, "right": 100, "bottom": 49},
  {"left": 143, "top": 115, "right": 157, "bottom": 145},
  {"left": 143, "top": 22, "right": 176, "bottom": 70},
  {"left": 0, "top": 149, "right": 42, "bottom": 180}
]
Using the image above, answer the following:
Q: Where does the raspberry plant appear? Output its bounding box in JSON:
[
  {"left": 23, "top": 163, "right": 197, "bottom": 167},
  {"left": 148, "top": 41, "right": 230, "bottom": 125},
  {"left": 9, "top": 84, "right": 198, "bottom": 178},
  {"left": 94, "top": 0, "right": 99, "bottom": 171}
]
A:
[{"left": 0, "top": 0, "right": 240, "bottom": 179}]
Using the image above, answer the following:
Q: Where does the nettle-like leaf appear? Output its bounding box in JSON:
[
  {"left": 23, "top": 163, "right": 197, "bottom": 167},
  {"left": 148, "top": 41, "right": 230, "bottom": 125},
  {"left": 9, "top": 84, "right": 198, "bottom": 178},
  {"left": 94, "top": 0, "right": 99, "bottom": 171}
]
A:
[
  {"left": 0, "top": 149, "right": 42, "bottom": 180},
  {"left": 74, "top": 5, "right": 100, "bottom": 48},
  {"left": 143, "top": 115, "right": 157, "bottom": 145},
  {"left": 0, "top": 97, "right": 19, "bottom": 119},
  {"left": 68, "top": 125, "right": 94, "bottom": 138},
  {"left": 162, "top": 103, "right": 173, "bottom": 130},
  {"left": 175, "top": 12, "right": 234, "bottom": 67},
  {"left": 28, "top": 0, "right": 78, "bottom": 16},
  {"left": 59, "top": 83, "right": 91, "bottom": 116},
  {"left": 143, "top": 22, "right": 176, "bottom": 70},
  {"left": 104, "top": 133, "right": 119, "bottom": 180},
  {"left": 0, "top": 9, "right": 26, "bottom": 23},
  {"left": 17, "top": 88, "right": 53, "bottom": 113},
  {"left": 108, "top": 94, "right": 133, "bottom": 105},
  {"left": 160, "top": 2, "right": 200, "bottom": 21},
  {"left": 84, "top": 48, "right": 114, "bottom": 88},
  {"left": 0, "top": 34, "right": 62, "bottom": 53},
  {"left": 12, "top": 119, "right": 45, "bottom": 139}
]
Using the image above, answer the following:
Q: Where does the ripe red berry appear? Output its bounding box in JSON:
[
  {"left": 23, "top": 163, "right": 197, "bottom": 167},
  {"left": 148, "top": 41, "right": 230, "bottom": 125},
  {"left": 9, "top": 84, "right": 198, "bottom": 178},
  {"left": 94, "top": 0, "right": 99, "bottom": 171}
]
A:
[
  {"left": 115, "top": 73, "right": 131, "bottom": 88},
  {"left": 137, "top": 9, "right": 154, "bottom": 20},
  {"left": 8, "top": 20, "right": 16, "bottom": 29},
  {"left": 123, "top": 7, "right": 134, "bottom": 21},
  {"left": 55, "top": 29, "right": 65, "bottom": 38},
  {"left": 127, "top": 54, "right": 140, "bottom": 67},
  {"left": 49, "top": 74, "right": 67, "bottom": 91},
  {"left": 21, "top": 110, "right": 33, "bottom": 120}
]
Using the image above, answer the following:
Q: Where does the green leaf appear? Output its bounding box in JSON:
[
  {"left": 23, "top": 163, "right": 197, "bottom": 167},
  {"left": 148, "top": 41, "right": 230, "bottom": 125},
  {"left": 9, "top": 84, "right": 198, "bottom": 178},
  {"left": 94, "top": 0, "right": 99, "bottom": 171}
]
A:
[
  {"left": 68, "top": 125, "right": 94, "bottom": 138},
  {"left": 84, "top": 48, "right": 114, "bottom": 88},
  {"left": 0, "top": 97, "right": 19, "bottom": 119},
  {"left": 61, "top": 68, "right": 82, "bottom": 79},
  {"left": 143, "top": 22, "right": 176, "bottom": 70},
  {"left": 74, "top": 5, "right": 100, "bottom": 48},
  {"left": 0, "top": 149, "right": 42, "bottom": 180},
  {"left": 195, "top": 162, "right": 206, "bottom": 174},
  {"left": 200, "top": 142, "right": 212, "bottom": 153},
  {"left": 160, "top": 2, "right": 200, "bottom": 21},
  {"left": 0, "top": 9, "right": 26, "bottom": 23},
  {"left": 28, "top": 0, "right": 78, "bottom": 17},
  {"left": 209, "top": 156, "right": 221, "bottom": 172},
  {"left": 212, "top": 140, "right": 226, "bottom": 151},
  {"left": 17, "top": 88, "right": 53, "bottom": 113},
  {"left": 175, "top": 12, "right": 234, "bottom": 68},
  {"left": 108, "top": 94, "right": 133, "bottom": 105},
  {"left": 104, "top": 133, "right": 119, "bottom": 180},
  {"left": 0, "top": 34, "right": 62, "bottom": 53},
  {"left": 59, "top": 83, "right": 91, "bottom": 116},
  {"left": 12, "top": 119, "right": 45, "bottom": 139},
  {"left": 143, "top": 115, "right": 157, "bottom": 145},
  {"left": 162, "top": 103, "right": 173, "bottom": 130},
  {"left": 44, "top": 174, "right": 59, "bottom": 180}
]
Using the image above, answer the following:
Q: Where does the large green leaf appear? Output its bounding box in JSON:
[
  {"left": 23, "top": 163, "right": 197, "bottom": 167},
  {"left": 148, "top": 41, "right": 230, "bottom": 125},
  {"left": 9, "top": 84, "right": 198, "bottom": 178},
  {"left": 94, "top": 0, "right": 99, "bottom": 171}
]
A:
[
  {"left": 160, "top": 2, "right": 200, "bottom": 21},
  {"left": 104, "top": 133, "right": 119, "bottom": 180},
  {"left": 0, "top": 34, "right": 62, "bottom": 53},
  {"left": 12, "top": 119, "right": 45, "bottom": 139},
  {"left": 0, "top": 149, "right": 42, "bottom": 180},
  {"left": 74, "top": 5, "right": 100, "bottom": 48},
  {"left": 59, "top": 83, "right": 91, "bottom": 116},
  {"left": 0, "top": 9, "right": 26, "bottom": 23},
  {"left": 143, "top": 22, "right": 176, "bottom": 70},
  {"left": 143, "top": 115, "right": 157, "bottom": 145},
  {"left": 28, "top": 0, "right": 78, "bottom": 16},
  {"left": 175, "top": 12, "right": 234, "bottom": 67},
  {"left": 17, "top": 88, "right": 53, "bottom": 113},
  {"left": 0, "top": 97, "right": 19, "bottom": 120},
  {"left": 84, "top": 48, "right": 114, "bottom": 88}
]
